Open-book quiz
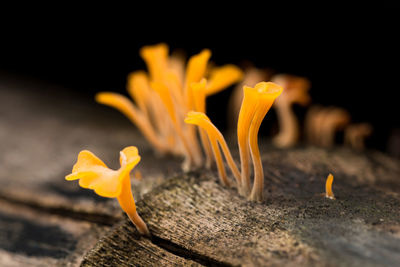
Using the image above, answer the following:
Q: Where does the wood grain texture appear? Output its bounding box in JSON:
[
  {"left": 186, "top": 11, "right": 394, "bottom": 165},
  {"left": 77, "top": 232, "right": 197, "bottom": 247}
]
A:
[
  {"left": 2, "top": 75, "right": 400, "bottom": 266},
  {"left": 85, "top": 146, "right": 400, "bottom": 266},
  {"left": 81, "top": 220, "right": 202, "bottom": 267},
  {"left": 0, "top": 199, "right": 108, "bottom": 267}
]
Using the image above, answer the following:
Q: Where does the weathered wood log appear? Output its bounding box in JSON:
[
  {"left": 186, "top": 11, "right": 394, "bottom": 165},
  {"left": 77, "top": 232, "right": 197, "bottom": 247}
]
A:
[
  {"left": 2, "top": 75, "right": 400, "bottom": 266},
  {"left": 83, "top": 146, "right": 400, "bottom": 266},
  {"left": 0, "top": 199, "right": 108, "bottom": 267},
  {"left": 81, "top": 220, "right": 202, "bottom": 267}
]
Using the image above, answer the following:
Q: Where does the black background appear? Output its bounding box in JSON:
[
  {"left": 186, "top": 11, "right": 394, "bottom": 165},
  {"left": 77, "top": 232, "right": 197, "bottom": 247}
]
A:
[{"left": 1, "top": 8, "right": 398, "bottom": 153}]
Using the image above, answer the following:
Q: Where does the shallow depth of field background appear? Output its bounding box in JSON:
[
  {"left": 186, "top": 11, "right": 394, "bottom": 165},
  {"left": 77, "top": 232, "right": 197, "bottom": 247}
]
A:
[{"left": 1, "top": 13, "right": 398, "bottom": 155}]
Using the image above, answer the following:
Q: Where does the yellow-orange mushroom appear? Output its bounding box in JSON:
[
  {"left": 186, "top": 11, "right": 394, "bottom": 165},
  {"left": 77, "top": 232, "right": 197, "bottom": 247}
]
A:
[
  {"left": 237, "top": 84, "right": 260, "bottom": 195},
  {"left": 325, "top": 173, "right": 335, "bottom": 199},
  {"left": 228, "top": 67, "right": 271, "bottom": 130},
  {"left": 247, "top": 82, "right": 283, "bottom": 201},
  {"left": 186, "top": 82, "right": 282, "bottom": 201},
  {"left": 237, "top": 82, "right": 283, "bottom": 198},
  {"left": 185, "top": 111, "right": 241, "bottom": 187},
  {"left": 96, "top": 43, "right": 242, "bottom": 172},
  {"left": 65, "top": 146, "right": 150, "bottom": 236}
]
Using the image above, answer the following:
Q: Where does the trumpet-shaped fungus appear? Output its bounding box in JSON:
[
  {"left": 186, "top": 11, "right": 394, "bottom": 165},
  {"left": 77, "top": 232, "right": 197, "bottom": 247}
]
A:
[
  {"left": 186, "top": 81, "right": 283, "bottom": 201},
  {"left": 65, "top": 146, "right": 150, "bottom": 236},
  {"left": 96, "top": 44, "right": 242, "bottom": 171},
  {"left": 247, "top": 82, "right": 283, "bottom": 201}
]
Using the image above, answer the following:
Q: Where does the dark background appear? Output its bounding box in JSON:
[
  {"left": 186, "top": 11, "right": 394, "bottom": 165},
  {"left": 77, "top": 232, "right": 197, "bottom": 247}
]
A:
[{"left": 1, "top": 10, "right": 398, "bottom": 154}]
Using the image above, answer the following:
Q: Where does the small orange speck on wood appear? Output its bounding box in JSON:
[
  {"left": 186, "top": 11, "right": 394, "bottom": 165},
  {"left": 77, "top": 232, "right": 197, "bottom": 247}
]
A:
[{"left": 325, "top": 173, "right": 335, "bottom": 199}]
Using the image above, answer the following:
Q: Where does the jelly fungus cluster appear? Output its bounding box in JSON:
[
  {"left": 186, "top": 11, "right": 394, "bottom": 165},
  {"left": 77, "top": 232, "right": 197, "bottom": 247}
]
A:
[
  {"left": 186, "top": 82, "right": 283, "bottom": 201},
  {"left": 96, "top": 44, "right": 242, "bottom": 171}
]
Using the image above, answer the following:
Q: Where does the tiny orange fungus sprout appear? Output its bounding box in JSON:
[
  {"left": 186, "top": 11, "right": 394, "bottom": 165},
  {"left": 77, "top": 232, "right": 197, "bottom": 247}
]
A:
[
  {"left": 185, "top": 81, "right": 283, "bottom": 201},
  {"left": 65, "top": 146, "right": 150, "bottom": 236},
  {"left": 325, "top": 173, "right": 335, "bottom": 200},
  {"left": 96, "top": 44, "right": 242, "bottom": 171}
]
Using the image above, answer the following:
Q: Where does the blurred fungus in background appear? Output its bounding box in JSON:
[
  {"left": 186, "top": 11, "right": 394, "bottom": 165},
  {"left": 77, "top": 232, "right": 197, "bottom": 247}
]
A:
[{"left": 0, "top": 19, "right": 398, "bottom": 158}]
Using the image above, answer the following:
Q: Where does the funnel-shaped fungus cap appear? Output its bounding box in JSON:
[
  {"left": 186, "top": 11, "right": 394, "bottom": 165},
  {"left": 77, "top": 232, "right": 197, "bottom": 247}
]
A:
[
  {"left": 253, "top": 81, "right": 283, "bottom": 98},
  {"left": 66, "top": 147, "right": 140, "bottom": 197},
  {"left": 66, "top": 147, "right": 150, "bottom": 236},
  {"left": 228, "top": 67, "right": 270, "bottom": 130}
]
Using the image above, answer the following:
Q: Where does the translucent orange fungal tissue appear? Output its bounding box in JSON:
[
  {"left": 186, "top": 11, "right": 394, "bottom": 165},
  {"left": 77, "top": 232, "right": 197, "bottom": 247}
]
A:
[
  {"left": 96, "top": 43, "right": 242, "bottom": 171},
  {"left": 247, "top": 82, "right": 283, "bottom": 201},
  {"left": 186, "top": 82, "right": 283, "bottom": 201},
  {"left": 185, "top": 111, "right": 241, "bottom": 187},
  {"left": 65, "top": 146, "right": 150, "bottom": 236},
  {"left": 325, "top": 173, "right": 335, "bottom": 199}
]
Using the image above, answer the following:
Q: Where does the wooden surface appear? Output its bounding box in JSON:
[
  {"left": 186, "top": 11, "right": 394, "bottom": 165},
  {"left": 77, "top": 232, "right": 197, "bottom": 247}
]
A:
[
  {"left": 1, "top": 74, "right": 400, "bottom": 266},
  {"left": 0, "top": 199, "right": 107, "bottom": 267},
  {"left": 84, "top": 148, "right": 400, "bottom": 267}
]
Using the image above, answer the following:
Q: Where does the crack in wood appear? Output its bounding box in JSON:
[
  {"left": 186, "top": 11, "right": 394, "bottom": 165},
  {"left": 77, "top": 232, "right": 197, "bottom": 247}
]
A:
[
  {"left": 150, "top": 235, "right": 234, "bottom": 267},
  {"left": 0, "top": 193, "right": 232, "bottom": 266},
  {"left": 0, "top": 194, "right": 118, "bottom": 226}
]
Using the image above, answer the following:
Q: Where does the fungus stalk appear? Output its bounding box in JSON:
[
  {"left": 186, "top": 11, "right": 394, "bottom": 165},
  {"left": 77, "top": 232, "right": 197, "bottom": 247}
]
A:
[
  {"left": 117, "top": 176, "right": 149, "bottom": 235},
  {"left": 185, "top": 112, "right": 241, "bottom": 187},
  {"left": 96, "top": 93, "right": 169, "bottom": 155},
  {"left": 187, "top": 82, "right": 282, "bottom": 201},
  {"left": 325, "top": 173, "right": 335, "bottom": 199},
  {"left": 237, "top": 85, "right": 259, "bottom": 195},
  {"left": 65, "top": 147, "right": 150, "bottom": 236},
  {"left": 191, "top": 79, "right": 214, "bottom": 169},
  {"left": 248, "top": 82, "right": 283, "bottom": 201},
  {"left": 151, "top": 81, "right": 202, "bottom": 170},
  {"left": 271, "top": 75, "right": 310, "bottom": 148}
]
